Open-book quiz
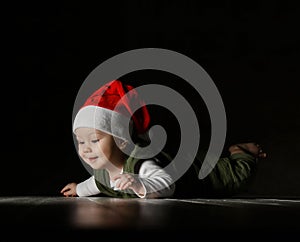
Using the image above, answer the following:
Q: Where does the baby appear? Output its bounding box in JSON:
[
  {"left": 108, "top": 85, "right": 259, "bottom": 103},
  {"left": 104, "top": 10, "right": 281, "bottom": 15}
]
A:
[{"left": 61, "top": 80, "right": 175, "bottom": 198}]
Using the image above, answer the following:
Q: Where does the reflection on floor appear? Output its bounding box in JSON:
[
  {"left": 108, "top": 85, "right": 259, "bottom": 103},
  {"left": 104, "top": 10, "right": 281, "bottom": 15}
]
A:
[{"left": 0, "top": 196, "right": 299, "bottom": 240}]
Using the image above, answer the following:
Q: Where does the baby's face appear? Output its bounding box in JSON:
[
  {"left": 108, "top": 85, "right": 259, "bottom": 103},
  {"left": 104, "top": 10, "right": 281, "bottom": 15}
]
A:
[{"left": 75, "top": 127, "right": 122, "bottom": 170}]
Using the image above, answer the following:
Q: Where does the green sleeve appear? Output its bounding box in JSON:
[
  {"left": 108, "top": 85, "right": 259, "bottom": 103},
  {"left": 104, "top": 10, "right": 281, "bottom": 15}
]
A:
[{"left": 206, "top": 153, "right": 257, "bottom": 195}]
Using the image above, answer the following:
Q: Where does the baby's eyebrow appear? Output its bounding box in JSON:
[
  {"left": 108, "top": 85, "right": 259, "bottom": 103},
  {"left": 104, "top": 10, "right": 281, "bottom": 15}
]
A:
[
  {"left": 75, "top": 131, "right": 103, "bottom": 140},
  {"left": 93, "top": 131, "right": 105, "bottom": 137},
  {"left": 88, "top": 133, "right": 100, "bottom": 138}
]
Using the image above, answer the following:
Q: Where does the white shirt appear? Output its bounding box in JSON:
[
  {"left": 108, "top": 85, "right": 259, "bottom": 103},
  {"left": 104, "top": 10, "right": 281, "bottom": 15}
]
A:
[{"left": 76, "top": 159, "right": 175, "bottom": 198}]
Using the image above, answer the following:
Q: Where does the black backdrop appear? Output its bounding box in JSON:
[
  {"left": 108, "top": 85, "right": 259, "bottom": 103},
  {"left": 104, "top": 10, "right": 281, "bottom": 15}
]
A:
[{"left": 3, "top": 1, "right": 300, "bottom": 198}]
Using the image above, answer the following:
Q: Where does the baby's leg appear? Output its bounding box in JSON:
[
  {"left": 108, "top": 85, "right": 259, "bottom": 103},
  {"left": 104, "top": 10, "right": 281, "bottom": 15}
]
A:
[{"left": 229, "top": 142, "right": 267, "bottom": 159}]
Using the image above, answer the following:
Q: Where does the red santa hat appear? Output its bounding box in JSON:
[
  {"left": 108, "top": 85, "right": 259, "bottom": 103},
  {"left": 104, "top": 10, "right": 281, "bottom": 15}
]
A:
[{"left": 73, "top": 80, "right": 150, "bottom": 141}]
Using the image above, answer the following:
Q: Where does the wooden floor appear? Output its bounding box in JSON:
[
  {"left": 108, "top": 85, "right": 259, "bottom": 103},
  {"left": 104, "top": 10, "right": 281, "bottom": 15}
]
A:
[{"left": 1, "top": 196, "right": 299, "bottom": 240}]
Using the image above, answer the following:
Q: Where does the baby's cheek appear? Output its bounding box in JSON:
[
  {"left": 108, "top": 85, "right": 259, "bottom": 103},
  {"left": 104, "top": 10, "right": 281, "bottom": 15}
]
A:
[
  {"left": 95, "top": 144, "right": 105, "bottom": 155},
  {"left": 77, "top": 149, "right": 84, "bottom": 159}
]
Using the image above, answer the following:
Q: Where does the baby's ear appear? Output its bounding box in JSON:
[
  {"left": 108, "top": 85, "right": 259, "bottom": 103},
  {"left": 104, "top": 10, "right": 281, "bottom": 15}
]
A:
[{"left": 118, "top": 140, "right": 128, "bottom": 150}]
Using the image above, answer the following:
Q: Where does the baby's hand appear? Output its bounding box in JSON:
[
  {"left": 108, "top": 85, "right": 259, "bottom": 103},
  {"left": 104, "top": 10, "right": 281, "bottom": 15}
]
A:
[
  {"left": 113, "top": 173, "right": 145, "bottom": 196},
  {"left": 60, "top": 182, "right": 77, "bottom": 197}
]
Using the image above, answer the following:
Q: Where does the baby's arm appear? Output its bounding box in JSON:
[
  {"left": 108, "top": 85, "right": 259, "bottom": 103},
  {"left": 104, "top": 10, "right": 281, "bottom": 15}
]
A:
[
  {"left": 61, "top": 176, "right": 100, "bottom": 197},
  {"left": 136, "top": 160, "right": 176, "bottom": 198},
  {"left": 113, "top": 160, "right": 175, "bottom": 198},
  {"left": 208, "top": 153, "right": 257, "bottom": 193}
]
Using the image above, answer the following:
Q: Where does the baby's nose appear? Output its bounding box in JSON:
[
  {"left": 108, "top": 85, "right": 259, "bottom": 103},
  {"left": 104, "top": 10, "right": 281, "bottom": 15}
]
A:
[{"left": 83, "top": 145, "right": 92, "bottom": 153}]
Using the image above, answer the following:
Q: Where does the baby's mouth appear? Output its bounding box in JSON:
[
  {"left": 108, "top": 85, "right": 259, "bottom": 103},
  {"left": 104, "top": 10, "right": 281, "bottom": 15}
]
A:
[{"left": 87, "top": 156, "right": 98, "bottom": 163}]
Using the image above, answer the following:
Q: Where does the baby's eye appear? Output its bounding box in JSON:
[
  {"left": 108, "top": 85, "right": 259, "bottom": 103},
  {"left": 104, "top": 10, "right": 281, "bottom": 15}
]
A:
[
  {"left": 91, "top": 139, "right": 100, "bottom": 143},
  {"left": 78, "top": 141, "right": 84, "bottom": 145}
]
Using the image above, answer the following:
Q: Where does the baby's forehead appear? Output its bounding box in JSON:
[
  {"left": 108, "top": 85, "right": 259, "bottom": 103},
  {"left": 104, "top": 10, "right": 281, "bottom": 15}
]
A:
[{"left": 75, "top": 127, "right": 107, "bottom": 137}]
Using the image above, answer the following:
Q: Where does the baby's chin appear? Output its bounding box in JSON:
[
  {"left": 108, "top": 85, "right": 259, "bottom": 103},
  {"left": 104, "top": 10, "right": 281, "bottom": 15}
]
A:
[
  {"left": 89, "top": 163, "right": 105, "bottom": 170},
  {"left": 84, "top": 160, "right": 105, "bottom": 170}
]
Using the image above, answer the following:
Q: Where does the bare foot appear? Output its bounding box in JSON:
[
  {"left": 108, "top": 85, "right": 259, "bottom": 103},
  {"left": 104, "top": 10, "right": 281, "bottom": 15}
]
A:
[{"left": 229, "top": 142, "right": 267, "bottom": 159}]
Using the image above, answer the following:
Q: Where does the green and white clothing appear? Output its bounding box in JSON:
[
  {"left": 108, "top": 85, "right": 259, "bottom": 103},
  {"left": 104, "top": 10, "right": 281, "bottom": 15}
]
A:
[
  {"left": 77, "top": 148, "right": 258, "bottom": 198},
  {"left": 76, "top": 150, "right": 175, "bottom": 198}
]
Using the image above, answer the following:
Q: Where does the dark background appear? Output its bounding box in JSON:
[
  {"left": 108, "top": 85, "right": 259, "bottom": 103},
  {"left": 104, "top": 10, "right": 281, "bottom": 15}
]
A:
[{"left": 3, "top": 1, "right": 300, "bottom": 198}]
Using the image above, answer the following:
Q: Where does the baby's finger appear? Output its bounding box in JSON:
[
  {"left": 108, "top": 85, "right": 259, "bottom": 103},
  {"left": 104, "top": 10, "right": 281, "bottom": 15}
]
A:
[
  {"left": 116, "top": 178, "right": 129, "bottom": 190},
  {"left": 119, "top": 180, "right": 134, "bottom": 190},
  {"left": 114, "top": 178, "right": 121, "bottom": 189},
  {"left": 60, "top": 186, "right": 69, "bottom": 193},
  {"left": 259, "top": 152, "right": 267, "bottom": 158},
  {"left": 119, "top": 175, "right": 135, "bottom": 189},
  {"left": 112, "top": 174, "right": 122, "bottom": 181},
  {"left": 63, "top": 191, "right": 72, "bottom": 197}
]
